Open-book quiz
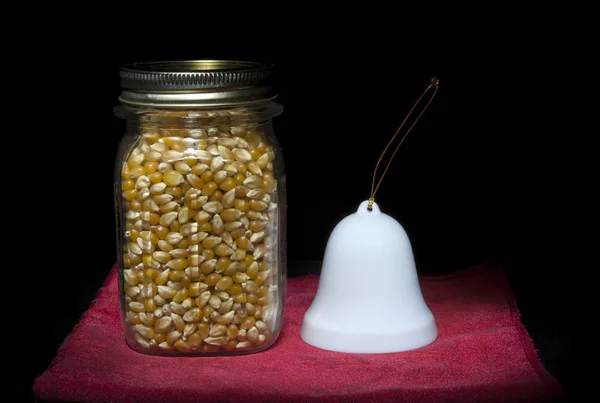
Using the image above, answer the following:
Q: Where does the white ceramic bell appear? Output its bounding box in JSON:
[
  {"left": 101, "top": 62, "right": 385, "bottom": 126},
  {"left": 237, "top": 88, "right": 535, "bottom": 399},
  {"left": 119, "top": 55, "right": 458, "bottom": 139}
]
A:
[{"left": 300, "top": 200, "right": 437, "bottom": 353}]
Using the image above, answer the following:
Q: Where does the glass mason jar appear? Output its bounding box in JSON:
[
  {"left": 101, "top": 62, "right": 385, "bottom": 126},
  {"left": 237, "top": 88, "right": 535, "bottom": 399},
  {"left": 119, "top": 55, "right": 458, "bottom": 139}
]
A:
[{"left": 113, "top": 61, "right": 286, "bottom": 355}]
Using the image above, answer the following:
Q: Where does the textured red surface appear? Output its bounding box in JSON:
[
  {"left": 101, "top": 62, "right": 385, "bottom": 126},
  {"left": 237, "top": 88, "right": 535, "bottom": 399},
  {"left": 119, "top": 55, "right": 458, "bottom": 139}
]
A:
[{"left": 33, "top": 261, "right": 562, "bottom": 402}]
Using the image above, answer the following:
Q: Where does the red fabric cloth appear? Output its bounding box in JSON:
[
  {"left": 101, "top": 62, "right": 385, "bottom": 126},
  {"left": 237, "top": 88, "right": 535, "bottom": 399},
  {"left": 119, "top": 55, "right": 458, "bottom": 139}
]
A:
[{"left": 34, "top": 261, "right": 562, "bottom": 403}]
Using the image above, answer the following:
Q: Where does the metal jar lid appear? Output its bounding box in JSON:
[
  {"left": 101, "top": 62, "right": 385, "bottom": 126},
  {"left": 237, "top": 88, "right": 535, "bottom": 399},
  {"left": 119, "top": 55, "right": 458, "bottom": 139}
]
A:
[{"left": 118, "top": 60, "right": 276, "bottom": 107}]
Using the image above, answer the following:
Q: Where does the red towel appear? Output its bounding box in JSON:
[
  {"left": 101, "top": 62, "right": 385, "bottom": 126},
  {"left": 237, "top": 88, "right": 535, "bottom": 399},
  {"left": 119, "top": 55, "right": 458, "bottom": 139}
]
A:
[{"left": 33, "top": 261, "right": 562, "bottom": 403}]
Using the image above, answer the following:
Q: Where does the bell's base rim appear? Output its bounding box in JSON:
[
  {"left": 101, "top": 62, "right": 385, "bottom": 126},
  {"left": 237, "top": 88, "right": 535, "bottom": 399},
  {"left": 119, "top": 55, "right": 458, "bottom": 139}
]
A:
[{"left": 299, "top": 318, "right": 438, "bottom": 354}]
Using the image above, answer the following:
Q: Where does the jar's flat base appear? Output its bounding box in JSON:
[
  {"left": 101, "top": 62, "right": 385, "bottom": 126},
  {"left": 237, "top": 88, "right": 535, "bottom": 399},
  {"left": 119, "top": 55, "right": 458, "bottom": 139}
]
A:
[{"left": 124, "top": 336, "right": 279, "bottom": 357}]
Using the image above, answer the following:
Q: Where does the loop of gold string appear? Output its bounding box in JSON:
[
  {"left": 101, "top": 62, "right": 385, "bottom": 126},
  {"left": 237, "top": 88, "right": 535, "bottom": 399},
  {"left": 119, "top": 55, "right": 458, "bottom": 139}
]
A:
[{"left": 368, "top": 77, "right": 440, "bottom": 211}]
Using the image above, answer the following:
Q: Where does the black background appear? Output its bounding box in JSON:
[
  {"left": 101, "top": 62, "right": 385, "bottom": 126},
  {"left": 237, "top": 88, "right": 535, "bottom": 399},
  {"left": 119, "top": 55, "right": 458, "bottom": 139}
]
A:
[{"left": 14, "top": 19, "right": 584, "bottom": 401}]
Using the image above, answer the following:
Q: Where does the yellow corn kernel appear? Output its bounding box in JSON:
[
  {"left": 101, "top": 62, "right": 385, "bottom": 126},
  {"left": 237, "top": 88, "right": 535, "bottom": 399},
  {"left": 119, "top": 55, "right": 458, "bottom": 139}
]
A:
[
  {"left": 256, "top": 269, "right": 270, "bottom": 286},
  {"left": 144, "top": 298, "right": 156, "bottom": 311},
  {"left": 163, "top": 170, "right": 183, "bottom": 186},
  {"left": 158, "top": 285, "right": 177, "bottom": 299},
  {"left": 129, "top": 166, "right": 146, "bottom": 179},
  {"left": 210, "top": 190, "right": 223, "bottom": 202},
  {"left": 228, "top": 284, "right": 242, "bottom": 296},
  {"left": 166, "top": 186, "right": 183, "bottom": 197},
  {"left": 144, "top": 161, "right": 158, "bottom": 174},
  {"left": 155, "top": 269, "right": 170, "bottom": 285},
  {"left": 249, "top": 200, "right": 268, "bottom": 212},
  {"left": 196, "top": 322, "right": 209, "bottom": 339},
  {"left": 189, "top": 282, "right": 206, "bottom": 297},
  {"left": 247, "top": 161, "right": 262, "bottom": 176},
  {"left": 246, "top": 262, "right": 259, "bottom": 280},
  {"left": 246, "top": 302, "right": 257, "bottom": 316},
  {"left": 182, "top": 307, "right": 201, "bottom": 323},
  {"left": 174, "top": 339, "right": 191, "bottom": 352},
  {"left": 232, "top": 148, "right": 251, "bottom": 163},
  {"left": 209, "top": 324, "right": 228, "bottom": 337},
  {"left": 128, "top": 153, "right": 144, "bottom": 167},
  {"left": 233, "top": 292, "right": 247, "bottom": 303},
  {"left": 212, "top": 171, "right": 226, "bottom": 185},
  {"left": 135, "top": 324, "right": 156, "bottom": 340},
  {"left": 186, "top": 265, "right": 201, "bottom": 281},
  {"left": 247, "top": 293, "right": 258, "bottom": 304},
  {"left": 158, "top": 240, "right": 173, "bottom": 252},
  {"left": 172, "top": 288, "right": 189, "bottom": 303},
  {"left": 262, "top": 171, "right": 274, "bottom": 184},
  {"left": 129, "top": 301, "right": 145, "bottom": 313},
  {"left": 254, "top": 142, "right": 266, "bottom": 153},
  {"left": 201, "top": 248, "right": 215, "bottom": 260},
  {"left": 153, "top": 251, "right": 170, "bottom": 264},
  {"left": 244, "top": 255, "right": 255, "bottom": 270},
  {"left": 256, "top": 153, "right": 269, "bottom": 169},
  {"left": 189, "top": 231, "right": 208, "bottom": 245},
  {"left": 149, "top": 213, "right": 161, "bottom": 225},
  {"left": 235, "top": 236, "right": 252, "bottom": 250},
  {"left": 219, "top": 178, "right": 236, "bottom": 191},
  {"left": 131, "top": 200, "right": 144, "bottom": 213},
  {"left": 170, "top": 221, "right": 182, "bottom": 233},
  {"left": 246, "top": 327, "right": 259, "bottom": 344},
  {"left": 187, "top": 255, "right": 203, "bottom": 267},
  {"left": 169, "top": 269, "right": 187, "bottom": 282},
  {"left": 128, "top": 229, "right": 140, "bottom": 242},
  {"left": 123, "top": 189, "right": 138, "bottom": 201},
  {"left": 181, "top": 275, "right": 192, "bottom": 289},
  {"left": 186, "top": 173, "right": 204, "bottom": 189},
  {"left": 201, "top": 171, "right": 213, "bottom": 182},
  {"left": 244, "top": 281, "right": 259, "bottom": 294},
  {"left": 220, "top": 208, "right": 240, "bottom": 222},
  {"left": 167, "top": 258, "right": 188, "bottom": 270},
  {"left": 166, "top": 330, "right": 182, "bottom": 345},
  {"left": 257, "top": 285, "right": 268, "bottom": 298},
  {"left": 215, "top": 276, "right": 233, "bottom": 291},
  {"left": 143, "top": 268, "right": 159, "bottom": 283},
  {"left": 227, "top": 161, "right": 244, "bottom": 174},
  {"left": 144, "top": 150, "right": 161, "bottom": 161},
  {"left": 250, "top": 147, "right": 263, "bottom": 161},
  {"left": 148, "top": 172, "right": 163, "bottom": 183},
  {"left": 171, "top": 313, "right": 186, "bottom": 332},
  {"left": 217, "top": 310, "right": 235, "bottom": 325},
  {"left": 175, "top": 161, "right": 192, "bottom": 175},
  {"left": 126, "top": 311, "right": 142, "bottom": 325},
  {"left": 202, "top": 305, "right": 215, "bottom": 317},
  {"left": 233, "top": 272, "right": 249, "bottom": 284},
  {"left": 224, "top": 340, "right": 237, "bottom": 351},
  {"left": 204, "top": 273, "right": 222, "bottom": 287},
  {"left": 257, "top": 295, "right": 268, "bottom": 306},
  {"left": 234, "top": 185, "right": 248, "bottom": 198},
  {"left": 192, "top": 163, "right": 209, "bottom": 176},
  {"left": 232, "top": 173, "right": 245, "bottom": 185},
  {"left": 122, "top": 179, "right": 135, "bottom": 191},
  {"left": 187, "top": 332, "right": 203, "bottom": 349},
  {"left": 229, "top": 249, "right": 245, "bottom": 262},
  {"left": 202, "top": 236, "right": 222, "bottom": 249},
  {"left": 215, "top": 257, "right": 232, "bottom": 272},
  {"left": 181, "top": 182, "right": 192, "bottom": 195},
  {"left": 226, "top": 324, "right": 239, "bottom": 340},
  {"left": 231, "top": 228, "right": 246, "bottom": 240},
  {"left": 215, "top": 243, "right": 233, "bottom": 257},
  {"left": 202, "top": 181, "right": 218, "bottom": 196},
  {"left": 154, "top": 316, "right": 173, "bottom": 334}
]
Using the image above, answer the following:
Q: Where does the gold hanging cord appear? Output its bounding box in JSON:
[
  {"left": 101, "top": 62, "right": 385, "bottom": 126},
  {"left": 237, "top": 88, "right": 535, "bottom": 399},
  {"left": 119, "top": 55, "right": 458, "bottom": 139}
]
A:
[{"left": 367, "top": 77, "right": 440, "bottom": 211}]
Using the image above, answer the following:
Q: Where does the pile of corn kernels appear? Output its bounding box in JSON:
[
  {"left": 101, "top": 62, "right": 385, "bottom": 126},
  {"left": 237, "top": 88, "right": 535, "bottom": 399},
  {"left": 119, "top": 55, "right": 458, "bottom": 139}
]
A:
[{"left": 120, "top": 110, "right": 279, "bottom": 353}]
